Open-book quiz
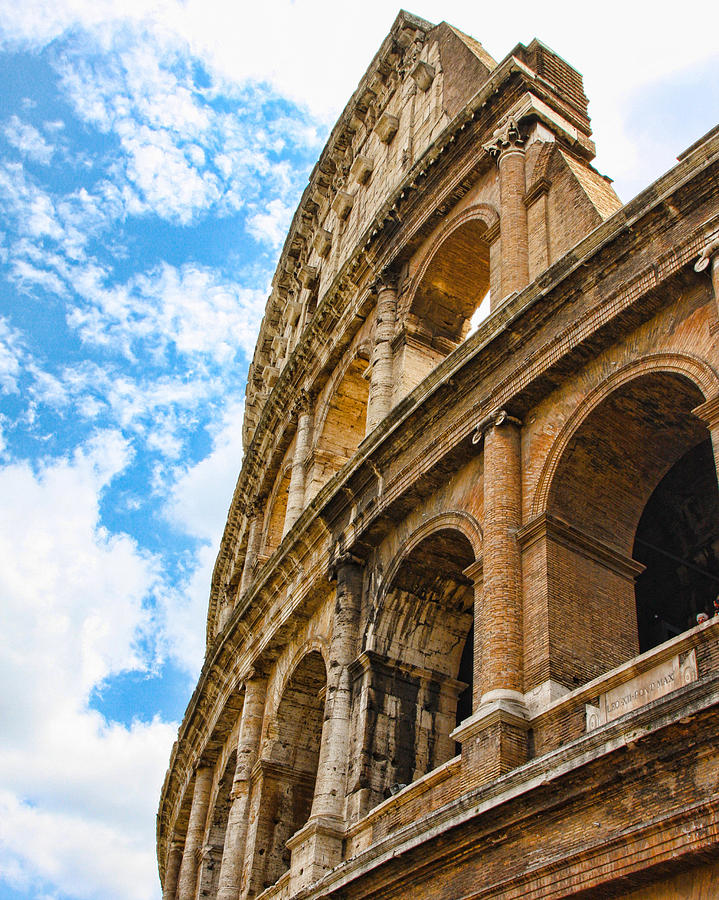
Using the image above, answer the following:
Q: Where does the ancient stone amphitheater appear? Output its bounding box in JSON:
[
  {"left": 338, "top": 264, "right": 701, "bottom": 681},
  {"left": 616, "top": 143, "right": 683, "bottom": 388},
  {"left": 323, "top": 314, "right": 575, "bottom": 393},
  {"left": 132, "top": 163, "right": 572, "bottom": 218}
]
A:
[{"left": 158, "top": 12, "right": 719, "bottom": 900}]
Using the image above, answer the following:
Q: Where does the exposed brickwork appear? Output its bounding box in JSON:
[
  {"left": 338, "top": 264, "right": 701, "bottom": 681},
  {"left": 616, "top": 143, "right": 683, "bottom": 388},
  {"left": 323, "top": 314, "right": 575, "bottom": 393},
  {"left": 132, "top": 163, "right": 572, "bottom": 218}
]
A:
[{"left": 158, "top": 13, "right": 719, "bottom": 900}]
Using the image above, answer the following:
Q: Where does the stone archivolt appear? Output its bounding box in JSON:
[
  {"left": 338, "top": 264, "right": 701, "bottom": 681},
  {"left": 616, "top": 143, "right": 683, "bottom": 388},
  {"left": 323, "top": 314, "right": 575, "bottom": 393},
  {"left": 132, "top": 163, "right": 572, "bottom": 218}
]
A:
[{"left": 159, "top": 11, "right": 719, "bottom": 900}]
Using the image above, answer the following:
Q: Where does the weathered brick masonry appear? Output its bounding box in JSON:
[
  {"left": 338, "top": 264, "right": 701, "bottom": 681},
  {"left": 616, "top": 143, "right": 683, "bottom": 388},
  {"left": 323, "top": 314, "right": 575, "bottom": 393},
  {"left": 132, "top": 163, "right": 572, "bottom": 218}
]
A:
[{"left": 158, "top": 12, "right": 719, "bottom": 900}]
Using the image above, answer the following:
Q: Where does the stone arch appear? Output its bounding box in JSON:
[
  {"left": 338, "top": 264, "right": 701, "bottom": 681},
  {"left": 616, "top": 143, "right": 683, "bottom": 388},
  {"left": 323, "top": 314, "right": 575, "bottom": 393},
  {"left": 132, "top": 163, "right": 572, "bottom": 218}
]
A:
[
  {"left": 269, "top": 636, "right": 329, "bottom": 721},
  {"left": 526, "top": 354, "right": 719, "bottom": 689},
  {"left": 261, "top": 461, "right": 292, "bottom": 557},
  {"left": 406, "top": 203, "right": 498, "bottom": 343},
  {"left": 196, "top": 751, "right": 236, "bottom": 899},
  {"left": 306, "top": 348, "right": 370, "bottom": 502},
  {"left": 250, "top": 649, "right": 327, "bottom": 893},
  {"left": 377, "top": 511, "right": 483, "bottom": 602},
  {"left": 532, "top": 353, "right": 719, "bottom": 520},
  {"left": 358, "top": 517, "right": 480, "bottom": 809}
]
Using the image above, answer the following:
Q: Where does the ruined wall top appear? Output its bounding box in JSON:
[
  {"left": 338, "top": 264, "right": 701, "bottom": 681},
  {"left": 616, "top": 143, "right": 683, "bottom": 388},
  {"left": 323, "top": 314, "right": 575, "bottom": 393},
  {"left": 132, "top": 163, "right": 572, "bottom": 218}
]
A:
[{"left": 240, "top": 11, "right": 593, "bottom": 451}]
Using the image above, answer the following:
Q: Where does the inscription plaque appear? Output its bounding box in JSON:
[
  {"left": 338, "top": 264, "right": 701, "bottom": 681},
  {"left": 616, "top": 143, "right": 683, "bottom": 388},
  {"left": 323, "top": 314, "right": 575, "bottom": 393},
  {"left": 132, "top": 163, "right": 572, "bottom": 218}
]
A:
[{"left": 586, "top": 649, "right": 698, "bottom": 731}]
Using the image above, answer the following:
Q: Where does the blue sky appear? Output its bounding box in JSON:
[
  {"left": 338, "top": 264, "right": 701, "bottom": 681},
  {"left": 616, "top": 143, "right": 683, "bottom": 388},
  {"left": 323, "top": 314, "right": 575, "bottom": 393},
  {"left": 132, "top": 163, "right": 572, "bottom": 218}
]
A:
[{"left": 0, "top": 2, "right": 716, "bottom": 898}]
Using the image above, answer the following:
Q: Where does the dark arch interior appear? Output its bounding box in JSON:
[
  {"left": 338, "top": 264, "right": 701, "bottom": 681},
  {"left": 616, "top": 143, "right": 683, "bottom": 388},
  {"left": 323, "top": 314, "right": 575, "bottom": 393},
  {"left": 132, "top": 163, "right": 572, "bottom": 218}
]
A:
[
  {"left": 366, "top": 528, "right": 475, "bottom": 805},
  {"left": 634, "top": 439, "right": 719, "bottom": 651},
  {"left": 260, "top": 651, "right": 326, "bottom": 889},
  {"left": 411, "top": 220, "right": 490, "bottom": 344},
  {"left": 544, "top": 372, "right": 712, "bottom": 685}
]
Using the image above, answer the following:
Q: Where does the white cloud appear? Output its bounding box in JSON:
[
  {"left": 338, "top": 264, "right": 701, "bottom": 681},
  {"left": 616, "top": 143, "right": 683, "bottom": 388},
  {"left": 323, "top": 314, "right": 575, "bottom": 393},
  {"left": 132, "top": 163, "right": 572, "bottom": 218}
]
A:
[
  {"left": 166, "top": 396, "right": 244, "bottom": 545},
  {"left": 0, "top": 317, "right": 24, "bottom": 392},
  {"left": 247, "top": 197, "right": 293, "bottom": 249},
  {"left": 4, "top": 115, "right": 54, "bottom": 164},
  {"left": 0, "top": 432, "right": 173, "bottom": 899},
  {"left": 69, "top": 262, "right": 266, "bottom": 363},
  {"left": 153, "top": 397, "right": 244, "bottom": 670}
]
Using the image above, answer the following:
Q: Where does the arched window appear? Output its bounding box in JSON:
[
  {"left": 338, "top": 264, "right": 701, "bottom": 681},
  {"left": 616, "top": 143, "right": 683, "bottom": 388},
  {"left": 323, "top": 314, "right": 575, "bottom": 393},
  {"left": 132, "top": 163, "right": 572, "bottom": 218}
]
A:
[
  {"left": 305, "top": 356, "right": 369, "bottom": 502},
  {"left": 252, "top": 651, "right": 327, "bottom": 891},
  {"left": 544, "top": 370, "right": 715, "bottom": 683},
  {"left": 359, "top": 527, "right": 476, "bottom": 809}
]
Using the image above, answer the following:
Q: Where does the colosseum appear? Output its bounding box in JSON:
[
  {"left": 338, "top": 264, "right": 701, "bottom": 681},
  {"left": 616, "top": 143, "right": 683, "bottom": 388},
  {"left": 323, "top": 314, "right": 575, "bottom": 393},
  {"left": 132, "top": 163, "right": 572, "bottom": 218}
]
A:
[{"left": 158, "top": 11, "right": 719, "bottom": 900}]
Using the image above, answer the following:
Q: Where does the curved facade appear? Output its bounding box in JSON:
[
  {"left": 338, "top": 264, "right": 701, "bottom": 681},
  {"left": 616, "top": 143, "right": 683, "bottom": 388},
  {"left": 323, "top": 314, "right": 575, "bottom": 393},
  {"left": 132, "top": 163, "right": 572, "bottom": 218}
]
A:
[{"left": 158, "top": 12, "right": 719, "bottom": 900}]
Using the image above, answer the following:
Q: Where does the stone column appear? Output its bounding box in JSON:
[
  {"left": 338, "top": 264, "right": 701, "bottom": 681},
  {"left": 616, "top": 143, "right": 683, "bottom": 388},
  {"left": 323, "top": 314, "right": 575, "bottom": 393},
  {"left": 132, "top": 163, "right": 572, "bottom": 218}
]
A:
[
  {"left": 481, "top": 411, "right": 524, "bottom": 698},
  {"left": 239, "top": 501, "right": 264, "bottom": 597},
  {"left": 162, "top": 839, "right": 184, "bottom": 900},
  {"left": 485, "top": 116, "right": 529, "bottom": 307},
  {"left": 365, "top": 273, "right": 398, "bottom": 435},
  {"left": 283, "top": 391, "right": 313, "bottom": 536},
  {"left": 452, "top": 411, "right": 527, "bottom": 783},
  {"left": 216, "top": 674, "right": 267, "bottom": 900},
  {"left": 287, "top": 554, "right": 363, "bottom": 890},
  {"left": 176, "top": 765, "right": 214, "bottom": 900}
]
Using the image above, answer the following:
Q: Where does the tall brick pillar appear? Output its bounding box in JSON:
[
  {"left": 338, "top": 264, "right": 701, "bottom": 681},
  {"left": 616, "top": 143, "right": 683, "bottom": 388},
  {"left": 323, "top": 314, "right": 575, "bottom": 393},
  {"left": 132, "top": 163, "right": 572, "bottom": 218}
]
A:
[
  {"left": 162, "top": 839, "right": 184, "bottom": 900},
  {"left": 485, "top": 116, "right": 529, "bottom": 308},
  {"left": 239, "top": 500, "right": 264, "bottom": 597},
  {"left": 453, "top": 410, "right": 528, "bottom": 784},
  {"left": 366, "top": 272, "right": 397, "bottom": 435},
  {"left": 216, "top": 674, "right": 267, "bottom": 900},
  {"left": 176, "top": 765, "right": 214, "bottom": 900},
  {"left": 283, "top": 391, "right": 313, "bottom": 536},
  {"left": 287, "top": 553, "right": 363, "bottom": 890}
]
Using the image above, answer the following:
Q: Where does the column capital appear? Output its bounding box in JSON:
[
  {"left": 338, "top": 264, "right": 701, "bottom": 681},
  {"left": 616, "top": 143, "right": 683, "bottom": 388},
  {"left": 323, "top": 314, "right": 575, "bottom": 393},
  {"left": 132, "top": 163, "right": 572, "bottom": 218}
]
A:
[
  {"left": 371, "top": 267, "right": 400, "bottom": 294},
  {"left": 328, "top": 550, "right": 365, "bottom": 582},
  {"left": 695, "top": 235, "right": 719, "bottom": 273},
  {"left": 472, "top": 409, "right": 522, "bottom": 445},
  {"left": 292, "top": 389, "right": 314, "bottom": 418},
  {"left": 248, "top": 495, "right": 266, "bottom": 518},
  {"left": 693, "top": 394, "right": 719, "bottom": 429},
  {"left": 483, "top": 115, "right": 526, "bottom": 160}
]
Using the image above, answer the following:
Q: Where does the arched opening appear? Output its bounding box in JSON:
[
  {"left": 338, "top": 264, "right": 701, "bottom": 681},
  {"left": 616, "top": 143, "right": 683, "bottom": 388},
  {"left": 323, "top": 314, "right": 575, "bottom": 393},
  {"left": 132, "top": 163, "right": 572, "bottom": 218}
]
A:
[
  {"left": 196, "top": 753, "right": 235, "bottom": 899},
  {"left": 262, "top": 465, "right": 291, "bottom": 557},
  {"left": 360, "top": 528, "right": 475, "bottom": 808},
  {"left": 306, "top": 357, "right": 369, "bottom": 502},
  {"left": 396, "top": 218, "right": 491, "bottom": 400},
  {"left": 634, "top": 439, "right": 719, "bottom": 651},
  {"left": 411, "top": 219, "right": 491, "bottom": 345},
  {"left": 255, "top": 651, "right": 326, "bottom": 891},
  {"left": 543, "top": 371, "right": 713, "bottom": 686}
]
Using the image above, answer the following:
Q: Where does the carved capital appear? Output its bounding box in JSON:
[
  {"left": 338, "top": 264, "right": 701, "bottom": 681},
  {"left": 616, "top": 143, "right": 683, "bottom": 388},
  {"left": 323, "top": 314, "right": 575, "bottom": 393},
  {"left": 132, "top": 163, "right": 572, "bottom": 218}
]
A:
[
  {"left": 328, "top": 553, "right": 364, "bottom": 582},
  {"left": 483, "top": 116, "right": 526, "bottom": 160},
  {"left": 471, "top": 409, "right": 522, "bottom": 444},
  {"left": 695, "top": 236, "right": 719, "bottom": 272},
  {"left": 372, "top": 267, "right": 400, "bottom": 294},
  {"left": 249, "top": 495, "right": 266, "bottom": 518},
  {"left": 292, "top": 389, "right": 313, "bottom": 418}
]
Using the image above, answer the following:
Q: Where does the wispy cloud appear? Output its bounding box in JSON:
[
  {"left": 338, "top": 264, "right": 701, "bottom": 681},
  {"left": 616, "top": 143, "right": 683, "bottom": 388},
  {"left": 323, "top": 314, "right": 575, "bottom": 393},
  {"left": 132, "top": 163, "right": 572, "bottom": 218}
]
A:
[
  {"left": 0, "top": 432, "right": 173, "bottom": 899},
  {"left": 3, "top": 115, "right": 55, "bottom": 164}
]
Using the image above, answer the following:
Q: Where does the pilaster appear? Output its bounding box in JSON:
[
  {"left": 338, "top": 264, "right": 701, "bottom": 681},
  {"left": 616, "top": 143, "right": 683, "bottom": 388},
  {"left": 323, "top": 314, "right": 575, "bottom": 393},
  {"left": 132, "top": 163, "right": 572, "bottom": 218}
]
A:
[
  {"left": 485, "top": 116, "right": 529, "bottom": 306},
  {"left": 216, "top": 674, "right": 268, "bottom": 900},
  {"left": 162, "top": 839, "right": 184, "bottom": 900},
  {"left": 458, "top": 410, "right": 528, "bottom": 781},
  {"left": 289, "top": 553, "right": 364, "bottom": 890},
  {"left": 283, "top": 391, "right": 313, "bottom": 536},
  {"left": 176, "top": 765, "right": 213, "bottom": 900},
  {"left": 366, "top": 272, "right": 398, "bottom": 435},
  {"left": 239, "top": 501, "right": 264, "bottom": 597}
]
